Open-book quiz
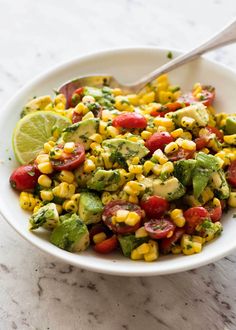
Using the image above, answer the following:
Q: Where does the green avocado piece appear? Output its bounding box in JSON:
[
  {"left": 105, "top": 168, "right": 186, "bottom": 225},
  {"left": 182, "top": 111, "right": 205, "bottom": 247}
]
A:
[
  {"left": 192, "top": 167, "right": 212, "bottom": 199},
  {"left": 62, "top": 118, "right": 99, "bottom": 150},
  {"left": 79, "top": 192, "right": 103, "bottom": 224},
  {"left": 210, "top": 169, "right": 230, "bottom": 199},
  {"left": 50, "top": 213, "right": 90, "bottom": 252},
  {"left": 196, "top": 152, "right": 221, "bottom": 171},
  {"left": 174, "top": 159, "right": 196, "bottom": 186},
  {"left": 87, "top": 169, "right": 122, "bottom": 191},
  {"left": 118, "top": 235, "right": 149, "bottom": 257},
  {"left": 29, "top": 203, "right": 59, "bottom": 230},
  {"left": 153, "top": 177, "right": 186, "bottom": 201},
  {"left": 21, "top": 95, "right": 52, "bottom": 117},
  {"left": 168, "top": 103, "right": 209, "bottom": 127},
  {"left": 102, "top": 138, "right": 149, "bottom": 162},
  {"left": 225, "top": 117, "right": 236, "bottom": 134}
]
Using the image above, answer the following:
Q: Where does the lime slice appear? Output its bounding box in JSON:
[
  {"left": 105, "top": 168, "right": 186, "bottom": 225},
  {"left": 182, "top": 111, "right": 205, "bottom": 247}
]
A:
[{"left": 13, "top": 111, "right": 71, "bottom": 164}]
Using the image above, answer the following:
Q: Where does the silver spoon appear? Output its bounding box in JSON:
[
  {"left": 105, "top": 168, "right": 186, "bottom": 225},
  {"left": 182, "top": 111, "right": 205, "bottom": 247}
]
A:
[{"left": 59, "top": 19, "right": 236, "bottom": 106}]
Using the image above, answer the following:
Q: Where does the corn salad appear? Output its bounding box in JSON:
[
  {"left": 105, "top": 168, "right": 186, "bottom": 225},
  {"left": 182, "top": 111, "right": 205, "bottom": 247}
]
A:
[{"left": 9, "top": 75, "right": 236, "bottom": 261}]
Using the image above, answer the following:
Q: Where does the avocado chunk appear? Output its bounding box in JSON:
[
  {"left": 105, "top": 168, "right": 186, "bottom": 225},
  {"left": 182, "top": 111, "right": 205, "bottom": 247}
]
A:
[
  {"left": 174, "top": 159, "right": 196, "bottom": 186},
  {"left": 50, "top": 213, "right": 90, "bottom": 252},
  {"left": 168, "top": 103, "right": 209, "bottom": 127},
  {"left": 21, "top": 95, "right": 52, "bottom": 117},
  {"left": 153, "top": 177, "right": 186, "bottom": 201},
  {"left": 79, "top": 192, "right": 103, "bottom": 224},
  {"left": 102, "top": 138, "right": 149, "bottom": 162},
  {"left": 62, "top": 118, "right": 99, "bottom": 150},
  {"left": 118, "top": 235, "right": 149, "bottom": 257},
  {"left": 225, "top": 117, "right": 236, "bottom": 135},
  {"left": 74, "top": 165, "right": 93, "bottom": 188},
  {"left": 87, "top": 169, "right": 122, "bottom": 191},
  {"left": 210, "top": 169, "right": 230, "bottom": 199},
  {"left": 29, "top": 203, "right": 59, "bottom": 230}
]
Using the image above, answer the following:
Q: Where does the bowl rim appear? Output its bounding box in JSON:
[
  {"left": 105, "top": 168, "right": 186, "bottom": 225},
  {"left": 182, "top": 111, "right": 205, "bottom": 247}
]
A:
[{"left": 1, "top": 46, "right": 236, "bottom": 276}]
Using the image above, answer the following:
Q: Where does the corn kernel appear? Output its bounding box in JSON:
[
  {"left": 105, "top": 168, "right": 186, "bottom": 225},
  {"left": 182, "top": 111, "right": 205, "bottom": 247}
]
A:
[
  {"left": 71, "top": 193, "right": 80, "bottom": 203},
  {"left": 40, "top": 190, "right": 54, "bottom": 201},
  {"left": 74, "top": 102, "right": 88, "bottom": 114},
  {"left": 38, "top": 174, "right": 52, "bottom": 188},
  {"left": 181, "top": 140, "right": 196, "bottom": 151},
  {"left": 99, "top": 121, "right": 108, "bottom": 135},
  {"left": 89, "top": 133, "right": 103, "bottom": 144},
  {"left": 181, "top": 116, "right": 195, "bottom": 128},
  {"left": 137, "top": 243, "right": 150, "bottom": 255},
  {"left": 55, "top": 204, "right": 63, "bottom": 214},
  {"left": 107, "top": 126, "right": 119, "bottom": 137},
  {"left": 152, "top": 149, "right": 168, "bottom": 164},
  {"left": 143, "top": 160, "right": 155, "bottom": 175},
  {"left": 112, "top": 88, "right": 122, "bottom": 96},
  {"left": 58, "top": 170, "right": 75, "bottom": 184},
  {"left": 131, "top": 248, "right": 143, "bottom": 260},
  {"left": 101, "top": 192, "right": 113, "bottom": 205},
  {"left": 36, "top": 154, "right": 50, "bottom": 164},
  {"left": 154, "top": 117, "right": 174, "bottom": 130},
  {"left": 63, "top": 142, "right": 75, "bottom": 154},
  {"left": 20, "top": 192, "right": 38, "bottom": 211},
  {"left": 228, "top": 192, "right": 236, "bottom": 207},
  {"left": 171, "top": 128, "right": 183, "bottom": 139},
  {"left": 84, "top": 159, "right": 96, "bottom": 173},
  {"left": 52, "top": 182, "right": 75, "bottom": 199},
  {"left": 125, "top": 212, "right": 141, "bottom": 226},
  {"left": 157, "top": 126, "right": 167, "bottom": 133},
  {"left": 144, "top": 240, "right": 158, "bottom": 261},
  {"left": 159, "top": 91, "right": 173, "bottom": 104},
  {"left": 128, "top": 165, "right": 143, "bottom": 174},
  {"left": 152, "top": 164, "right": 162, "bottom": 175},
  {"left": 128, "top": 195, "right": 139, "bottom": 204},
  {"left": 116, "top": 209, "right": 129, "bottom": 222},
  {"left": 202, "top": 148, "right": 210, "bottom": 154},
  {"left": 38, "top": 162, "right": 53, "bottom": 174},
  {"left": 93, "top": 232, "right": 107, "bottom": 244},
  {"left": 161, "top": 161, "right": 174, "bottom": 174},
  {"left": 164, "top": 142, "right": 178, "bottom": 154},
  {"left": 224, "top": 134, "right": 236, "bottom": 145},
  {"left": 135, "top": 226, "right": 148, "bottom": 238},
  {"left": 131, "top": 156, "right": 140, "bottom": 165},
  {"left": 43, "top": 141, "right": 55, "bottom": 153},
  {"left": 141, "top": 130, "right": 152, "bottom": 140},
  {"left": 170, "top": 209, "right": 186, "bottom": 227},
  {"left": 200, "top": 187, "right": 214, "bottom": 204},
  {"left": 127, "top": 94, "right": 139, "bottom": 105},
  {"left": 62, "top": 200, "right": 78, "bottom": 212},
  {"left": 212, "top": 197, "right": 221, "bottom": 207},
  {"left": 82, "top": 95, "right": 95, "bottom": 104}
]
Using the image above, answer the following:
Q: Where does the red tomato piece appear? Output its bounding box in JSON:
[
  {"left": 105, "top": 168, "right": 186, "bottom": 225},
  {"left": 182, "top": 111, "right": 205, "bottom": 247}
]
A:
[
  {"left": 177, "top": 92, "right": 196, "bottom": 106},
  {"left": 68, "top": 87, "right": 84, "bottom": 107},
  {"left": 150, "top": 102, "right": 182, "bottom": 117},
  {"left": 9, "top": 165, "right": 40, "bottom": 192},
  {"left": 195, "top": 137, "right": 209, "bottom": 151},
  {"left": 93, "top": 235, "right": 118, "bottom": 254},
  {"left": 72, "top": 111, "right": 82, "bottom": 124},
  {"left": 168, "top": 147, "right": 195, "bottom": 161},
  {"left": 140, "top": 196, "right": 169, "bottom": 218},
  {"left": 206, "top": 126, "right": 224, "bottom": 142},
  {"left": 112, "top": 113, "right": 147, "bottom": 129},
  {"left": 160, "top": 228, "right": 185, "bottom": 254},
  {"left": 207, "top": 206, "right": 222, "bottom": 223},
  {"left": 144, "top": 218, "right": 176, "bottom": 239},
  {"left": 177, "top": 85, "right": 215, "bottom": 107},
  {"left": 228, "top": 160, "right": 236, "bottom": 187},
  {"left": 145, "top": 132, "right": 174, "bottom": 154},
  {"left": 102, "top": 200, "right": 143, "bottom": 234},
  {"left": 50, "top": 143, "right": 85, "bottom": 171},
  {"left": 184, "top": 207, "right": 210, "bottom": 234}
]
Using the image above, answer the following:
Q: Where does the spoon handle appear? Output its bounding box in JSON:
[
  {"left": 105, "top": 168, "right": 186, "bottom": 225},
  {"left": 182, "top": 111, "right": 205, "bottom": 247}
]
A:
[{"left": 133, "top": 19, "right": 236, "bottom": 91}]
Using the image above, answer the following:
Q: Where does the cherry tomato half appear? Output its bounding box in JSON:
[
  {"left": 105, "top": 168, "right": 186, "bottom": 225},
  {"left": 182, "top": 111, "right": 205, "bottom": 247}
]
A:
[
  {"left": 144, "top": 218, "right": 176, "bottom": 239},
  {"left": 228, "top": 160, "right": 236, "bottom": 187},
  {"left": 113, "top": 113, "right": 147, "bottom": 129},
  {"left": 160, "top": 228, "right": 185, "bottom": 254},
  {"left": 9, "top": 165, "right": 40, "bottom": 192},
  {"left": 89, "top": 223, "right": 112, "bottom": 242},
  {"left": 102, "top": 200, "right": 143, "bottom": 234},
  {"left": 72, "top": 111, "right": 83, "bottom": 124},
  {"left": 140, "top": 196, "right": 169, "bottom": 219},
  {"left": 184, "top": 207, "right": 210, "bottom": 234},
  {"left": 50, "top": 143, "right": 85, "bottom": 171},
  {"left": 150, "top": 102, "right": 182, "bottom": 117},
  {"left": 168, "top": 147, "right": 195, "bottom": 161},
  {"left": 195, "top": 137, "right": 209, "bottom": 151},
  {"left": 93, "top": 235, "right": 118, "bottom": 254},
  {"left": 206, "top": 206, "right": 222, "bottom": 223},
  {"left": 145, "top": 132, "right": 174, "bottom": 154}
]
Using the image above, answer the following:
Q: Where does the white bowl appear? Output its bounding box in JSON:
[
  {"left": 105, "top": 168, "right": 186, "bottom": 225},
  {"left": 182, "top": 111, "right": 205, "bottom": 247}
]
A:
[{"left": 1, "top": 47, "right": 236, "bottom": 276}]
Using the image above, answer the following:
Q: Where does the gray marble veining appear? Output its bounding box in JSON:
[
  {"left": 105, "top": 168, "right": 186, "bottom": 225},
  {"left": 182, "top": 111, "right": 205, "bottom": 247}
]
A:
[{"left": 1, "top": 0, "right": 236, "bottom": 329}]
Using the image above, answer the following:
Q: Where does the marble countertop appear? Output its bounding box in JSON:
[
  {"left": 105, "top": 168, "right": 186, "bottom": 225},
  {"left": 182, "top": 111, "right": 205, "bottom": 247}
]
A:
[{"left": 1, "top": 0, "right": 236, "bottom": 329}]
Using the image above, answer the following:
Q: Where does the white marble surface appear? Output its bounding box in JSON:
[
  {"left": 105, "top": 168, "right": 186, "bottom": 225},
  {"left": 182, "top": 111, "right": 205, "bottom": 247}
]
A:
[{"left": 1, "top": 0, "right": 236, "bottom": 329}]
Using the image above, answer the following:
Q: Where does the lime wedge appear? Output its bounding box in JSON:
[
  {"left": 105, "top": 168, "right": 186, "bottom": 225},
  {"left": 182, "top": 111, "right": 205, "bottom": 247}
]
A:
[{"left": 13, "top": 111, "right": 71, "bottom": 164}]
